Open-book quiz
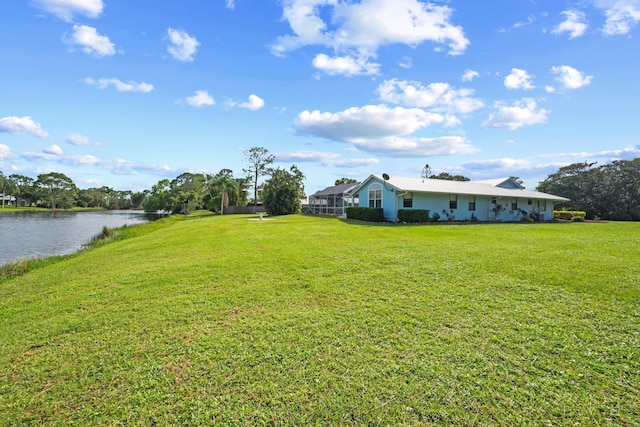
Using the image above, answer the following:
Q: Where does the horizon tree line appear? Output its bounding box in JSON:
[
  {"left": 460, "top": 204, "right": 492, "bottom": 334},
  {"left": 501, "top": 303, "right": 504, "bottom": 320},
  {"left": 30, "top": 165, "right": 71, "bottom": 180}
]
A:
[{"left": 4, "top": 155, "right": 637, "bottom": 220}]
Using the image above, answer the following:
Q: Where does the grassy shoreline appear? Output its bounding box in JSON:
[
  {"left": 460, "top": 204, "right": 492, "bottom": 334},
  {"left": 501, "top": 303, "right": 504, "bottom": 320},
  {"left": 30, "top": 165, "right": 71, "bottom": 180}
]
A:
[
  {"left": 1, "top": 214, "right": 638, "bottom": 425},
  {"left": 0, "top": 213, "right": 182, "bottom": 280}
]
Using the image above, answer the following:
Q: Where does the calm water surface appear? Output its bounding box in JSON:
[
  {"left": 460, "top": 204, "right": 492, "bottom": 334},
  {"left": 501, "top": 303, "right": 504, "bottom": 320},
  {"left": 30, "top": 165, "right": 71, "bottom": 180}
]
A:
[{"left": 0, "top": 210, "right": 148, "bottom": 265}]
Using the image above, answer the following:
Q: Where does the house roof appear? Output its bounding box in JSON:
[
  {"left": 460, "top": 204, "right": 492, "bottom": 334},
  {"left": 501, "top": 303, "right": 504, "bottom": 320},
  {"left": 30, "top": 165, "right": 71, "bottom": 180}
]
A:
[
  {"left": 310, "top": 182, "right": 361, "bottom": 197},
  {"left": 354, "top": 174, "right": 570, "bottom": 202}
]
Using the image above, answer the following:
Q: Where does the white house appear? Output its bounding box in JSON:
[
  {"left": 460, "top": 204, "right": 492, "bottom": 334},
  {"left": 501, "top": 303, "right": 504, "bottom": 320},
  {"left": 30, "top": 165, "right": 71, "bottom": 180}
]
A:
[{"left": 351, "top": 174, "right": 570, "bottom": 222}]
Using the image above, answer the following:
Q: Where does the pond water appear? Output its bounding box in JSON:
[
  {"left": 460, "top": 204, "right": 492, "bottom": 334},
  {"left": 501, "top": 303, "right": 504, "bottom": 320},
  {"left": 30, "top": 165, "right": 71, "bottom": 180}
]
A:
[{"left": 0, "top": 210, "right": 149, "bottom": 266}]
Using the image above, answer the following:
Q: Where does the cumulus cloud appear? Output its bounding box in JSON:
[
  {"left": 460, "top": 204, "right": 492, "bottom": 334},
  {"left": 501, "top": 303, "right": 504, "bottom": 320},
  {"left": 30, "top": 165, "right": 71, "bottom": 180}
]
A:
[
  {"left": 355, "top": 135, "right": 478, "bottom": 157},
  {"left": 312, "top": 53, "right": 380, "bottom": 76},
  {"left": 482, "top": 98, "right": 550, "bottom": 130},
  {"left": 271, "top": 0, "right": 469, "bottom": 72},
  {"left": 19, "top": 149, "right": 174, "bottom": 177},
  {"left": 0, "top": 116, "right": 49, "bottom": 138},
  {"left": 277, "top": 150, "right": 380, "bottom": 168},
  {"left": 167, "top": 28, "right": 200, "bottom": 62},
  {"left": 295, "top": 105, "right": 453, "bottom": 141},
  {"left": 464, "top": 157, "right": 538, "bottom": 172},
  {"left": 228, "top": 94, "right": 265, "bottom": 110},
  {"left": 60, "top": 154, "right": 102, "bottom": 166},
  {"left": 550, "top": 65, "right": 593, "bottom": 89},
  {"left": 85, "top": 77, "right": 154, "bottom": 93},
  {"left": 66, "top": 133, "right": 95, "bottom": 146},
  {"left": 44, "top": 144, "right": 63, "bottom": 155},
  {"left": 538, "top": 145, "right": 640, "bottom": 160},
  {"left": 594, "top": 0, "right": 640, "bottom": 35},
  {"left": 553, "top": 10, "right": 589, "bottom": 38},
  {"left": 64, "top": 24, "right": 116, "bottom": 57},
  {"left": 182, "top": 90, "right": 215, "bottom": 107},
  {"left": 461, "top": 69, "right": 479, "bottom": 82},
  {"left": 31, "top": 0, "right": 104, "bottom": 22},
  {"left": 0, "top": 144, "right": 12, "bottom": 160},
  {"left": 398, "top": 57, "right": 413, "bottom": 69},
  {"left": 108, "top": 159, "right": 172, "bottom": 176},
  {"left": 504, "top": 68, "right": 535, "bottom": 90},
  {"left": 294, "top": 104, "right": 477, "bottom": 157},
  {"left": 377, "top": 79, "right": 484, "bottom": 114}
]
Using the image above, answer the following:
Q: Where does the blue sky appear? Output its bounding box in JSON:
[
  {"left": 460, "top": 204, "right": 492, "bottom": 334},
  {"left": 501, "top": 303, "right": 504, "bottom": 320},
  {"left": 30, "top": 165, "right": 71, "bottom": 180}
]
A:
[{"left": 1, "top": 0, "right": 639, "bottom": 194}]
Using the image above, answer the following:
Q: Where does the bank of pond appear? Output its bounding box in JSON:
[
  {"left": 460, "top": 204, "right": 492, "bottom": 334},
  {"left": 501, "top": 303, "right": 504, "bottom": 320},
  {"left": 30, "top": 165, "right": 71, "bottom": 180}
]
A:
[{"left": 0, "top": 209, "right": 151, "bottom": 266}]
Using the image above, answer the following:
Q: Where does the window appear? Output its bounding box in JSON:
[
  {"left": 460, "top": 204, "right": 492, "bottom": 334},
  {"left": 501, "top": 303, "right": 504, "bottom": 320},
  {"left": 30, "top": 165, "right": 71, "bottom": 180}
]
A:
[
  {"left": 528, "top": 199, "right": 532, "bottom": 205},
  {"left": 468, "top": 196, "right": 476, "bottom": 211},
  {"left": 512, "top": 198, "right": 518, "bottom": 211},
  {"left": 403, "top": 192, "right": 413, "bottom": 208},
  {"left": 449, "top": 194, "right": 457, "bottom": 209},
  {"left": 368, "top": 183, "right": 382, "bottom": 208},
  {"left": 538, "top": 200, "right": 546, "bottom": 211}
]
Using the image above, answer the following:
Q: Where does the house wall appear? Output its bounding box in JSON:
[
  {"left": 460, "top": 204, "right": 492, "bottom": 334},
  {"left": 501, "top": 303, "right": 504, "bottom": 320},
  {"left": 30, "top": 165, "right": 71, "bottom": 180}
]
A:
[{"left": 356, "top": 177, "right": 557, "bottom": 222}]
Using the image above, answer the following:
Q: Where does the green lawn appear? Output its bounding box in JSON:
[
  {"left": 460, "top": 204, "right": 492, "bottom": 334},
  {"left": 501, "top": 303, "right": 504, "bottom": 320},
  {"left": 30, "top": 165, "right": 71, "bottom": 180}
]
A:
[{"left": 1, "top": 214, "right": 638, "bottom": 425}]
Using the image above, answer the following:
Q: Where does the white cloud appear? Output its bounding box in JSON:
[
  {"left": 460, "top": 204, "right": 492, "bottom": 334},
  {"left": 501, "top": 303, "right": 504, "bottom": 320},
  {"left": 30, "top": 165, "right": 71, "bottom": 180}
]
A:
[
  {"left": 377, "top": 79, "right": 484, "bottom": 114},
  {"left": 225, "top": 0, "right": 235, "bottom": 9},
  {"left": 228, "top": 94, "right": 265, "bottom": 110},
  {"left": 183, "top": 90, "right": 215, "bottom": 107},
  {"left": 504, "top": 68, "right": 535, "bottom": 90},
  {"left": 295, "top": 105, "right": 452, "bottom": 141},
  {"left": 0, "top": 144, "right": 12, "bottom": 160},
  {"left": 552, "top": 10, "right": 589, "bottom": 38},
  {"left": 271, "top": 0, "right": 469, "bottom": 58},
  {"left": 312, "top": 53, "right": 380, "bottom": 76},
  {"left": 108, "top": 159, "right": 172, "bottom": 176},
  {"left": 167, "top": 28, "right": 200, "bottom": 62},
  {"left": 398, "top": 56, "right": 412, "bottom": 69},
  {"left": 60, "top": 154, "right": 102, "bottom": 166},
  {"left": 461, "top": 69, "right": 479, "bottom": 82},
  {"left": 593, "top": 0, "right": 640, "bottom": 35},
  {"left": 353, "top": 135, "right": 478, "bottom": 157},
  {"left": 64, "top": 24, "right": 116, "bottom": 57},
  {"left": 85, "top": 77, "right": 154, "bottom": 93},
  {"left": 44, "top": 144, "right": 63, "bottom": 155},
  {"left": 482, "top": 98, "right": 550, "bottom": 130},
  {"left": 0, "top": 116, "right": 49, "bottom": 138},
  {"left": 294, "top": 104, "right": 477, "bottom": 157},
  {"left": 538, "top": 145, "right": 640, "bottom": 160},
  {"left": 66, "top": 133, "right": 93, "bottom": 145},
  {"left": 31, "top": 0, "right": 104, "bottom": 22},
  {"left": 278, "top": 150, "right": 379, "bottom": 168},
  {"left": 550, "top": 65, "right": 593, "bottom": 89},
  {"left": 464, "top": 157, "right": 537, "bottom": 171}
]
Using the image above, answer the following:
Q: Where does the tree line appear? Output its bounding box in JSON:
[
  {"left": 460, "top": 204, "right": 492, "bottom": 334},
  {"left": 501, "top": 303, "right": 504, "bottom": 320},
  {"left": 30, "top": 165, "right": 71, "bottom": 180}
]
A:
[
  {"left": 0, "top": 171, "right": 144, "bottom": 210},
  {"left": 0, "top": 147, "right": 307, "bottom": 216},
  {"left": 4, "top": 154, "right": 637, "bottom": 219},
  {"left": 536, "top": 158, "right": 640, "bottom": 220}
]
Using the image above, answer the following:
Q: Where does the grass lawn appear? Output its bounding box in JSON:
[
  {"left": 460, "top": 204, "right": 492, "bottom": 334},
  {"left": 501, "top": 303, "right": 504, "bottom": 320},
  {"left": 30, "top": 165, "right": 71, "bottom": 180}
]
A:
[{"left": 1, "top": 214, "right": 638, "bottom": 425}]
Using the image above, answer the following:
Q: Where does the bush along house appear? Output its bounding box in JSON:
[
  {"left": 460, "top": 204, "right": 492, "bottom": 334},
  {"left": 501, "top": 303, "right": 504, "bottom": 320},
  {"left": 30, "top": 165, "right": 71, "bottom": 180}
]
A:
[{"left": 350, "top": 174, "right": 570, "bottom": 223}]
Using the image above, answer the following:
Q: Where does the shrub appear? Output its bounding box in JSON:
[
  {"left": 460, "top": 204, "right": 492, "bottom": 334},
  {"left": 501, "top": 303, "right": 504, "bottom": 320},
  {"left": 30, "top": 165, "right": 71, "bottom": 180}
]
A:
[
  {"left": 554, "top": 210, "right": 586, "bottom": 221},
  {"left": 431, "top": 213, "right": 441, "bottom": 222},
  {"left": 346, "top": 207, "right": 384, "bottom": 222},
  {"left": 520, "top": 217, "right": 535, "bottom": 223},
  {"left": 398, "top": 209, "right": 429, "bottom": 223}
]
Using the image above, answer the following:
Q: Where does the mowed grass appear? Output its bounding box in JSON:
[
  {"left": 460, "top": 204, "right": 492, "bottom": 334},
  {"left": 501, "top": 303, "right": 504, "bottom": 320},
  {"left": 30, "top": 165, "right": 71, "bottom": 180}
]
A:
[{"left": 0, "top": 214, "right": 638, "bottom": 425}]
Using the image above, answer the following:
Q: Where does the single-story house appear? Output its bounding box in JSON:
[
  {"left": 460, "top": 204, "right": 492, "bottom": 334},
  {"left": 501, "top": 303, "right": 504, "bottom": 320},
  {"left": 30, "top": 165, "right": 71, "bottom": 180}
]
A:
[
  {"left": 351, "top": 174, "right": 570, "bottom": 222},
  {"left": 306, "top": 182, "right": 360, "bottom": 217}
]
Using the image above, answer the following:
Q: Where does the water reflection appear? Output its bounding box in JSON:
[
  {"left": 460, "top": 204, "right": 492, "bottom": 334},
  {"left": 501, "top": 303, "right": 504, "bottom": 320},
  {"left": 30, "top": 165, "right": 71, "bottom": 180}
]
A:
[{"left": 0, "top": 210, "right": 149, "bottom": 265}]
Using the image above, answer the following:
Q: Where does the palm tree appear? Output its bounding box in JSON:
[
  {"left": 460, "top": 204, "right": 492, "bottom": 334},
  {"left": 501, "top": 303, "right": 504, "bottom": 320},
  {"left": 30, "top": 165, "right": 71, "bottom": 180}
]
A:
[{"left": 210, "top": 169, "right": 238, "bottom": 214}]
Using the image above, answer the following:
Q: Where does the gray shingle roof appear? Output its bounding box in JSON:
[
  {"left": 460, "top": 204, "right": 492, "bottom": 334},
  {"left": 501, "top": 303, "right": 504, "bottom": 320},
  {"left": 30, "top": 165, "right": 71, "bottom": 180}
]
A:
[{"left": 310, "top": 182, "right": 361, "bottom": 197}]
